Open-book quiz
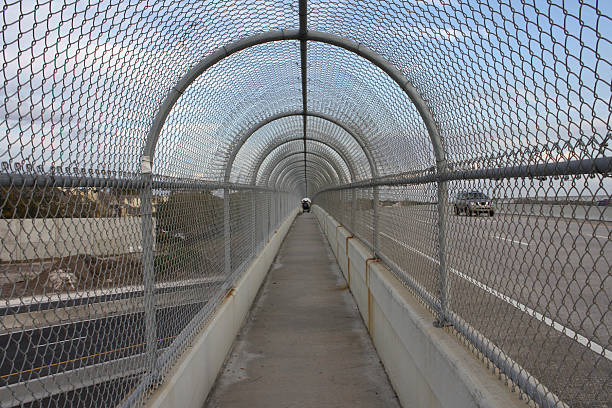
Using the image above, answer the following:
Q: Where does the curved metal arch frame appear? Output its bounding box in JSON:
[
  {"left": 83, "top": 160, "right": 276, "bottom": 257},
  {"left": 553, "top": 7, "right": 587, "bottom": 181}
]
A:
[
  {"left": 278, "top": 167, "right": 331, "bottom": 196},
  {"left": 225, "top": 110, "right": 378, "bottom": 183},
  {"left": 141, "top": 30, "right": 450, "bottom": 347},
  {"left": 284, "top": 173, "right": 326, "bottom": 195},
  {"left": 268, "top": 156, "right": 344, "bottom": 188},
  {"left": 142, "top": 29, "right": 444, "bottom": 173},
  {"left": 272, "top": 161, "right": 338, "bottom": 193},
  {"left": 251, "top": 137, "right": 365, "bottom": 184},
  {"left": 274, "top": 160, "right": 336, "bottom": 188},
  {"left": 254, "top": 139, "right": 357, "bottom": 185},
  {"left": 272, "top": 159, "right": 339, "bottom": 190},
  {"left": 264, "top": 149, "right": 349, "bottom": 185},
  {"left": 209, "top": 72, "right": 382, "bottom": 184},
  {"left": 277, "top": 163, "right": 332, "bottom": 193},
  {"left": 258, "top": 147, "right": 351, "bottom": 187},
  {"left": 282, "top": 167, "right": 328, "bottom": 191}
]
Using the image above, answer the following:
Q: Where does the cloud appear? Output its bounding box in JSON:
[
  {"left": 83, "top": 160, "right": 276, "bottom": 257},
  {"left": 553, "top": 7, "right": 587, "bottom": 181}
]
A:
[
  {"left": 0, "top": 0, "right": 180, "bottom": 172},
  {"left": 386, "top": 24, "right": 466, "bottom": 46}
]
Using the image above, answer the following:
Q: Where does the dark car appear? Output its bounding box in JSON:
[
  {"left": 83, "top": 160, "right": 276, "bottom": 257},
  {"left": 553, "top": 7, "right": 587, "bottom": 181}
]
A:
[
  {"left": 596, "top": 198, "right": 610, "bottom": 206},
  {"left": 454, "top": 191, "right": 494, "bottom": 216}
]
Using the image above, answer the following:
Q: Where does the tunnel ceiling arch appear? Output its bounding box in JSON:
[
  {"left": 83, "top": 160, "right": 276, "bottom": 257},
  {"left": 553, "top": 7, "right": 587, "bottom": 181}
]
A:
[
  {"left": 250, "top": 136, "right": 359, "bottom": 185},
  {"left": 266, "top": 153, "right": 347, "bottom": 188},
  {"left": 230, "top": 116, "right": 371, "bottom": 184},
  {"left": 148, "top": 36, "right": 441, "bottom": 191},
  {"left": 226, "top": 110, "right": 377, "bottom": 181},
  {"left": 258, "top": 141, "right": 353, "bottom": 186},
  {"left": 256, "top": 141, "right": 355, "bottom": 186},
  {"left": 275, "top": 162, "right": 336, "bottom": 193},
  {"left": 2, "top": 0, "right": 608, "bottom": 195}
]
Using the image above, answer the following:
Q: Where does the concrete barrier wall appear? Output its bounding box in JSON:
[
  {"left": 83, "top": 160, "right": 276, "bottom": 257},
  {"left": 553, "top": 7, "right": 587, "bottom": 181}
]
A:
[
  {"left": 145, "top": 208, "right": 298, "bottom": 408},
  {"left": 380, "top": 203, "right": 611, "bottom": 222},
  {"left": 0, "top": 217, "right": 152, "bottom": 261},
  {"left": 313, "top": 205, "right": 523, "bottom": 408}
]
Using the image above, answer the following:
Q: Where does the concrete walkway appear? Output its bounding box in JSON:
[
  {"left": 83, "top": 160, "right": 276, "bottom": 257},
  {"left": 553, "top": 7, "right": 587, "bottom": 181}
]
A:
[{"left": 205, "top": 213, "right": 400, "bottom": 408}]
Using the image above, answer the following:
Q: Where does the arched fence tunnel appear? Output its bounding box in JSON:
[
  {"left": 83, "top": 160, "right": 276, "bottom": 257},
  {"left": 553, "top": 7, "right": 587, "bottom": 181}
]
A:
[{"left": 0, "top": 0, "right": 610, "bottom": 407}]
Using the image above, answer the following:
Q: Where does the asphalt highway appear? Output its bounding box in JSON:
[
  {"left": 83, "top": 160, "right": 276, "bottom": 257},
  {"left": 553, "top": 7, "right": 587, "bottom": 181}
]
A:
[
  {"left": 0, "top": 279, "right": 222, "bottom": 317},
  {"left": 20, "top": 375, "right": 141, "bottom": 408},
  {"left": 373, "top": 206, "right": 611, "bottom": 342},
  {"left": 0, "top": 301, "right": 204, "bottom": 386}
]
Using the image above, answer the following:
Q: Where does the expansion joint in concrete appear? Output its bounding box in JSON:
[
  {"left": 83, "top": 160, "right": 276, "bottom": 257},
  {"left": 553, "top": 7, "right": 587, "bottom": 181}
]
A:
[
  {"left": 345, "top": 235, "right": 354, "bottom": 255},
  {"left": 365, "top": 257, "right": 381, "bottom": 336}
]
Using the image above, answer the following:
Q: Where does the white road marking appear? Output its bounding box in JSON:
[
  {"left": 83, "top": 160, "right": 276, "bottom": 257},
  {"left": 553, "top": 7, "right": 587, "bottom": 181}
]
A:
[
  {"left": 9, "top": 298, "right": 207, "bottom": 336},
  {"left": 412, "top": 218, "right": 431, "bottom": 225},
  {"left": 492, "top": 235, "right": 529, "bottom": 246},
  {"left": 378, "top": 230, "right": 611, "bottom": 361},
  {"left": 35, "top": 336, "right": 87, "bottom": 348},
  {"left": 2, "top": 276, "right": 226, "bottom": 309},
  {"left": 594, "top": 234, "right": 609, "bottom": 240}
]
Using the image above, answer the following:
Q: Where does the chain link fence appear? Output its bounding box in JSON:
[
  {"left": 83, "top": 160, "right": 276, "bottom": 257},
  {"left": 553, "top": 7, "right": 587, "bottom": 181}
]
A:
[
  {"left": 317, "top": 167, "right": 611, "bottom": 407},
  {"left": 0, "top": 173, "right": 294, "bottom": 407},
  {"left": 1, "top": 0, "right": 610, "bottom": 406}
]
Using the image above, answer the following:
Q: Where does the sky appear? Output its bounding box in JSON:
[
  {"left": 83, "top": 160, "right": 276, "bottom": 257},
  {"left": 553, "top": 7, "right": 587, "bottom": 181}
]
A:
[{"left": 0, "top": 0, "right": 609, "bottom": 197}]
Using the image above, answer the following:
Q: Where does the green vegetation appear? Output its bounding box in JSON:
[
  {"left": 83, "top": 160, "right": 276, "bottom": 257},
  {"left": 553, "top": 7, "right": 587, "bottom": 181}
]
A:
[
  {"left": 153, "top": 190, "right": 256, "bottom": 278},
  {"left": 155, "top": 190, "right": 223, "bottom": 236},
  {"left": 1, "top": 186, "right": 121, "bottom": 218}
]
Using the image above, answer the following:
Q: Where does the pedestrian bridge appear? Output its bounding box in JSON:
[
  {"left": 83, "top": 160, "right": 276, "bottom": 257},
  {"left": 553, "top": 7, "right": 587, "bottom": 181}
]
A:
[{"left": 0, "top": 1, "right": 610, "bottom": 407}]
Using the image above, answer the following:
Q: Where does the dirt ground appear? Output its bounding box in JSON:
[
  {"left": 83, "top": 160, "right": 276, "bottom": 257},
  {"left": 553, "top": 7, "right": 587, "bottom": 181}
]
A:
[
  {"left": 0, "top": 237, "right": 225, "bottom": 300},
  {"left": 0, "top": 254, "right": 144, "bottom": 299}
]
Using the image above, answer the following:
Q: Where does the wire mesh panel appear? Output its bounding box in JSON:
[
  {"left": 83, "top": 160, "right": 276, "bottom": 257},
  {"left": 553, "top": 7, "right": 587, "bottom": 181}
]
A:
[
  {"left": 229, "top": 189, "right": 254, "bottom": 273},
  {"left": 317, "top": 169, "right": 611, "bottom": 407},
  {"left": 0, "top": 178, "right": 149, "bottom": 407},
  {"left": 0, "top": 176, "right": 295, "bottom": 407},
  {"left": 1, "top": 0, "right": 610, "bottom": 406},
  {"left": 309, "top": 1, "right": 611, "bottom": 406},
  {"left": 446, "top": 176, "right": 611, "bottom": 407},
  {"left": 376, "top": 185, "right": 440, "bottom": 299},
  {"left": 231, "top": 116, "right": 372, "bottom": 185}
]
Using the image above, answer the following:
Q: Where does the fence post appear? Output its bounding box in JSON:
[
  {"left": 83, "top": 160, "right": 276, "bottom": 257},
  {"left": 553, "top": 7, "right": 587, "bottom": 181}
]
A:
[
  {"left": 266, "top": 191, "right": 271, "bottom": 240},
  {"left": 351, "top": 189, "right": 356, "bottom": 232},
  {"left": 251, "top": 189, "right": 256, "bottom": 256},
  {"left": 339, "top": 189, "right": 343, "bottom": 223},
  {"left": 140, "top": 156, "right": 158, "bottom": 382},
  {"left": 276, "top": 193, "right": 280, "bottom": 228},
  {"left": 224, "top": 188, "right": 231, "bottom": 275},
  {"left": 373, "top": 186, "right": 380, "bottom": 257},
  {"left": 435, "top": 173, "right": 450, "bottom": 327},
  {"left": 271, "top": 192, "right": 275, "bottom": 232}
]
